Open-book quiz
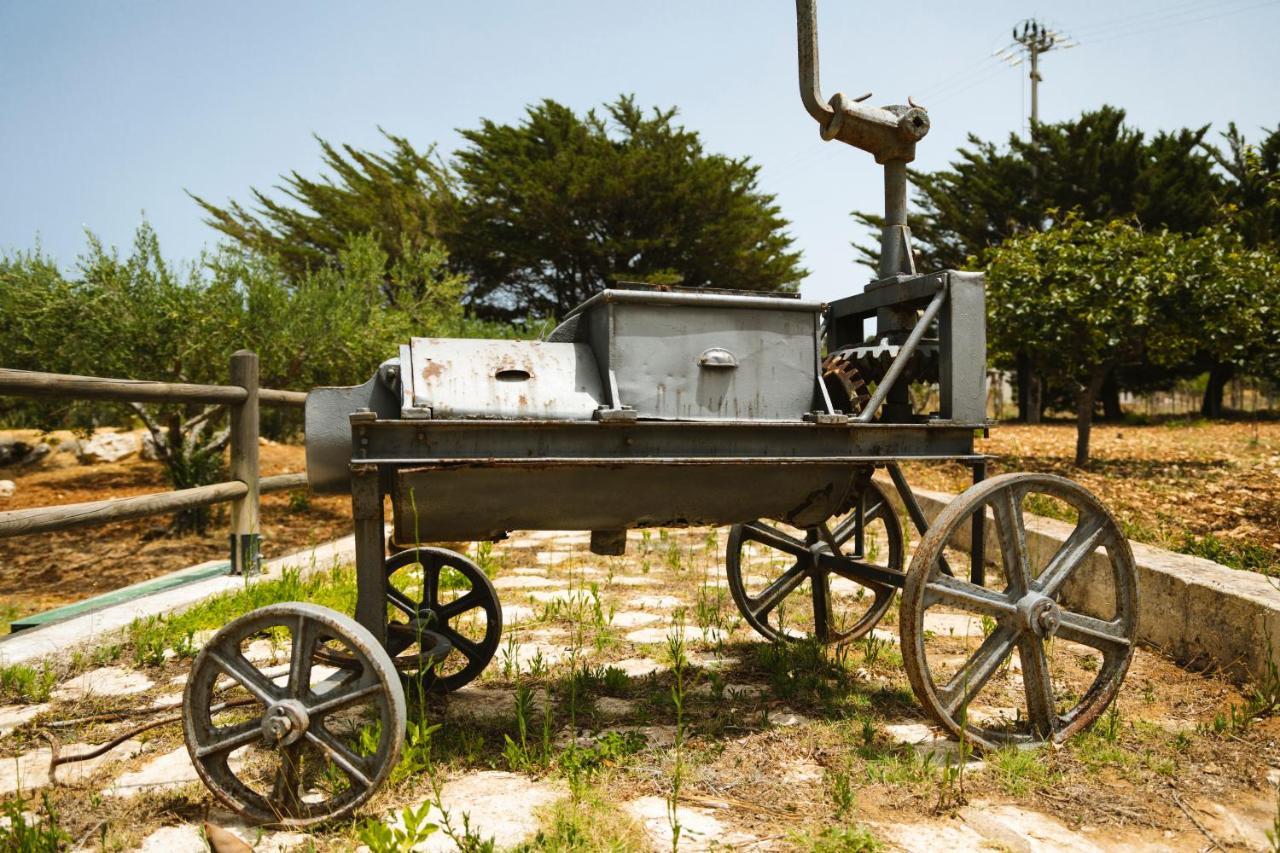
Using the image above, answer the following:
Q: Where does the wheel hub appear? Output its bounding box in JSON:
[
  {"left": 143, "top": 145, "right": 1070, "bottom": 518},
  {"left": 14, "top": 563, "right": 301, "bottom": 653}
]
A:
[
  {"left": 262, "top": 699, "right": 310, "bottom": 746},
  {"left": 1016, "top": 593, "right": 1061, "bottom": 637}
]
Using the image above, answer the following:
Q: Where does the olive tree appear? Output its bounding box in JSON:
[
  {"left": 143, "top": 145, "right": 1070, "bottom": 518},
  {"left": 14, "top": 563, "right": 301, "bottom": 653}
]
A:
[
  {"left": 984, "top": 217, "right": 1186, "bottom": 466},
  {"left": 0, "top": 224, "right": 477, "bottom": 532}
]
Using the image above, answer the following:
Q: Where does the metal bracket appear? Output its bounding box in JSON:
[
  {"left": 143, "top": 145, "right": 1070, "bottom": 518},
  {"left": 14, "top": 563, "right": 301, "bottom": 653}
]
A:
[
  {"left": 229, "top": 533, "right": 262, "bottom": 576},
  {"left": 803, "top": 411, "right": 849, "bottom": 425}
]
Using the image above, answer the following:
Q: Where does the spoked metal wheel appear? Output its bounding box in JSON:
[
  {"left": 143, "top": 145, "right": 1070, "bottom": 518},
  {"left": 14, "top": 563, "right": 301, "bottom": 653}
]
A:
[
  {"left": 727, "top": 480, "right": 903, "bottom": 644},
  {"left": 183, "top": 602, "right": 405, "bottom": 826},
  {"left": 900, "top": 473, "right": 1138, "bottom": 751},
  {"left": 383, "top": 547, "right": 502, "bottom": 692}
]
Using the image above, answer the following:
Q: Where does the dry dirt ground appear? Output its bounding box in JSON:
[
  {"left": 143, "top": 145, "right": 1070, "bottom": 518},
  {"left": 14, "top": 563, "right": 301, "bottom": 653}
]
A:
[
  {"left": 1, "top": 526, "right": 1278, "bottom": 851},
  {"left": 905, "top": 420, "right": 1280, "bottom": 575},
  {"left": 3, "top": 420, "right": 1276, "bottom": 630},
  {"left": 0, "top": 430, "right": 350, "bottom": 629}
]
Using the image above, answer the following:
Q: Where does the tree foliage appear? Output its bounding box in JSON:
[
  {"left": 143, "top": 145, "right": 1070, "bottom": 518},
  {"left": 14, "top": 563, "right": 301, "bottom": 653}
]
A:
[
  {"left": 191, "top": 130, "right": 450, "bottom": 305},
  {"left": 1205, "top": 122, "right": 1280, "bottom": 250},
  {"left": 0, "top": 224, "right": 481, "bottom": 531},
  {"left": 441, "top": 96, "right": 805, "bottom": 319},
  {"left": 854, "top": 106, "right": 1222, "bottom": 272},
  {"left": 985, "top": 215, "right": 1280, "bottom": 464}
]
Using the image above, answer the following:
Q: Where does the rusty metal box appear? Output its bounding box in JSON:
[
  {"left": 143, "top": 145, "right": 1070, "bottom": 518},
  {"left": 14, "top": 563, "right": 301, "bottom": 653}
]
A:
[
  {"left": 400, "top": 339, "right": 605, "bottom": 420},
  {"left": 556, "top": 289, "right": 825, "bottom": 422}
]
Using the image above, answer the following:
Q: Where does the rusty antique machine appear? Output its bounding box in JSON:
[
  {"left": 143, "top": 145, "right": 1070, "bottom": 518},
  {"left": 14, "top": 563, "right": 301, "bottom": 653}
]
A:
[{"left": 182, "top": 0, "right": 1138, "bottom": 826}]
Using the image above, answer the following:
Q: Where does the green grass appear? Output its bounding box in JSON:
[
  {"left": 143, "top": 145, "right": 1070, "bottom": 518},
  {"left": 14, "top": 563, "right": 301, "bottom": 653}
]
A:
[
  {"left": 123, "top": 564, "right": 358, "bottom": 663},
  {"left": 989, "top": 746, "right": 1053, "bottom": 796},
  {"left": 793, "top": 824, "right": 883, "bottom": 853},
  {"left": 1179, "top": 532, "right": 1279, "bottom": 574},
  {"left": 0, "top": 661, "right": 57, "bottom": 703}
]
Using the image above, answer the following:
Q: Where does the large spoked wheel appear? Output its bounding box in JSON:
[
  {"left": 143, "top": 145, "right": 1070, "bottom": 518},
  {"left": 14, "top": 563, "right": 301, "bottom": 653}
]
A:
[
  {"left": 900, "top": 473, "right": 1137, "bottom": 751},
  {"left": 727, "top": 481, "right": 903, "bottom": 644},
  {"left": 183, "top": 602, "right": 405, "bottom": 827},
  {"left": 383, "top": 547, "right": 502, "bottom": 692}
]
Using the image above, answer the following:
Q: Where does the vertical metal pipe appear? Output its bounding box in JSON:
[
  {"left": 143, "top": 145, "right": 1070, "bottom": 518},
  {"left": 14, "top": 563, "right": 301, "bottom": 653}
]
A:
[
  {"left": 884, "top": 160, "right": 908, "bottom": 227},
  {"left": 878, "top": 160, "right": 910, "bottom": 279},
  {"left": 228, "top": 350, "right": 261, "bottom": 576}
]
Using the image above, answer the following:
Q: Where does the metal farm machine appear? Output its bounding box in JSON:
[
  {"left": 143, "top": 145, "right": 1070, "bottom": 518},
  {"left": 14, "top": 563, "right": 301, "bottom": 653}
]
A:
[{"left": 181, "top": 0, "right": 1138, "bottom": 825}]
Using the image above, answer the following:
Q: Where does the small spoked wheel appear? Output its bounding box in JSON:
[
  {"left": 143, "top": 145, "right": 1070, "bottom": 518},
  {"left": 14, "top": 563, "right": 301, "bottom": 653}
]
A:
[
  {"left": 900, "top": 473, "right": 1137, "bottom": 751},
  {"left": 183, "top": 602, "right": 405, "bottom": 826},
  {"left": 383, "top": 547, "right": 502, "bottom": 692},
  {"left": 727, "top": 481, "right": 903, "bottom": 644}
]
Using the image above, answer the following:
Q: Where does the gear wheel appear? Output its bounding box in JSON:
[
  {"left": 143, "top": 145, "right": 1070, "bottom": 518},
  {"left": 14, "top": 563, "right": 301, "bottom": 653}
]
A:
[
  {"left": 822, "top": 348, "right": 871, "bottom": 415},
  {"left": 845, "top": 338, "right": 940, "bottom": 385}
]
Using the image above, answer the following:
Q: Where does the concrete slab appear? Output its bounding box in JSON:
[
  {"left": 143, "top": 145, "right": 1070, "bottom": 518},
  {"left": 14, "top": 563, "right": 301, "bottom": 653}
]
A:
[
  {"left": 0, "top": 739, "right": 144, "bottom": 793},
  {"left": 493, "top": 575, "right": 558, "bottom": 590},
  {"left": 627, "top": 595, "right": 683, "bottom": 610},
  {"left": 610, "top": 611, "right": 662, "bottom": 628},
  {"left": 625, "top": 795, "right": 756, "bottom": 851},
  {"left": 388, "top": 771, "right": 563, "bottom": 852},
  {"left": 51, "top": 666, "right": 153, "bottom": 700},
  {"left": 0, "top": 703, "right": 47, "bottom": 737},
  {"left": 608, "top": 658, "right": 667, "bottom": 677},
  {"left": 137, "top": 824, "right": 207, "bottom": 853}
]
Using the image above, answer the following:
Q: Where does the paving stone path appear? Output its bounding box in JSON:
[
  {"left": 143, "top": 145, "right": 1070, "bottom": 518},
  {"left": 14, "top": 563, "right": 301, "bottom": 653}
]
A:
[{"left": 1, "top": 527, "right": 1276, "bottom": 851}]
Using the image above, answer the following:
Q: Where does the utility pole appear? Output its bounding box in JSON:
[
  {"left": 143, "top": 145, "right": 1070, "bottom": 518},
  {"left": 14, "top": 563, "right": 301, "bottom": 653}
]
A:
[
  {"left": 997, "top": 20, "right": 1075, "bottom": 422},
  {"left": 998, "top": 19, "right": 1076, "bottom": 131}
]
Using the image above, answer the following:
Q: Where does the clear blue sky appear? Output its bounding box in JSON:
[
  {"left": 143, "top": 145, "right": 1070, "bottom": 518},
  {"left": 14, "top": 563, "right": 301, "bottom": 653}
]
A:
[{"left": 2, "top": 0, "right": 1277, "bottom": 304}]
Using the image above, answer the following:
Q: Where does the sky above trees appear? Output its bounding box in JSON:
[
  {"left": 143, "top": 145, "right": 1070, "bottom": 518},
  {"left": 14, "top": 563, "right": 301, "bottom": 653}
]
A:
[{"left": 2, "top": 0, "right": 1278, "bottom": 303}]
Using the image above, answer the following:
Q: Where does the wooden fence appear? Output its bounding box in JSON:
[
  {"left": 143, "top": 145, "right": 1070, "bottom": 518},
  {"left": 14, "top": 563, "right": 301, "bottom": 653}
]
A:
[{"left": 0, "top": 351, "right": 307, "bottom": 576}]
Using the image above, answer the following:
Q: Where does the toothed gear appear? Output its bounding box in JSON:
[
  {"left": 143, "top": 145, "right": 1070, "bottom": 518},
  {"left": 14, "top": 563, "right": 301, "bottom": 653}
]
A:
[
  {"left": 845, "top": 338, "right": 940, "bottom": 384},
  {"left": 822, "top": 349, "right": 871, "bottom": 415}
]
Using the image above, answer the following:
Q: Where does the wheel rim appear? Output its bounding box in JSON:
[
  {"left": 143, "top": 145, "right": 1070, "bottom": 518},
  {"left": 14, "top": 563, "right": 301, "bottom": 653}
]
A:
[
  {"left": 183, "top": 602, "right": 406, "bottom": 827},
  {"left": 384, "top": 547, "right": 502, "bottom": 692},
  {"left": 900, "top": 473, "right": 1137, "bottom": 750},
  {"left": 727, "top": 481, "right": 902, "bottom": 644}
]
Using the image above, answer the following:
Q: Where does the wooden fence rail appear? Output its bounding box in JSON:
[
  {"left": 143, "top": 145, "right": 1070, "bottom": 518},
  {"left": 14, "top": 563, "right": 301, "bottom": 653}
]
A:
[{"left": 0, "top": 351, "right": 306, "bottom": 577}]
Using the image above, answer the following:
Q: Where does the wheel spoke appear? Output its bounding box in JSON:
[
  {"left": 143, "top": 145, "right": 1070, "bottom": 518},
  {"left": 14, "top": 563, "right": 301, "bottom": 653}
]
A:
[
  {"left": 307, "top": 681, "right": 385, "bottom": 718},
  {"left": 208, "top": 648, "right": 282, "bottom": 706},
  {"left": 1018, "top": 635, "right": 1058, "bottom": 738},
  {"left": 937, "top": 625, "right": 1017, "bottom": 717},
  {"left": 287, "top": 616, "right": 319, "bottom": 699},
  {"left": 751, "top": 561, "right": 808, "bottom": 618},
  {"left": 742, "top": 522, "right": 810, "bottom": 558},
  {"left": 438, "top": 589, "right": 485, "bottom": 621},
  {"left": 1034, "top": 513, "right": 1109, "bottom": 598},
  {"left": 195, "top": 719, "right": 262, "bottom": 759},
  {"left": 1056, "top": 611, "right": 1131, "bottom": 652},
  {"left": 438, "top": 625, "right": 482, "bottom": 662},
  {"left": 922, "top": 575, "right": 1017, "bottom": 618},
  {"left": 305, "top": 726, "right": 373, "bottom": 789},
  {"left": 270, "top": 741, "right": 304, "bottom": 817},
  {"left": 992, "top": 490, "right": 1032, "bottom": 595},
  {"left": 422, "top": 556, "right": 440, "bottom": 609},
  {"left": 387, "top": 586, "right": 418, "bottom": 619}
]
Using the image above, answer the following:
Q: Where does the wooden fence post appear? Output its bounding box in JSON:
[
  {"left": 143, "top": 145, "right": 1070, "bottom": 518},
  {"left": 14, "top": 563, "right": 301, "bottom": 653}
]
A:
[{"left": 229, "top": 350, "right": 261, "bottom": 575}]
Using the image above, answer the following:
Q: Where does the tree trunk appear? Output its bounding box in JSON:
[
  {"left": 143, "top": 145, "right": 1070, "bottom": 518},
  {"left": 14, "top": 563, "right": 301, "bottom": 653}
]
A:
[
  {"left": 1100, "top": 369, "right": 1123, "bottom": 421},
  {"left": 1026, "top": 371, "right": 1042, "bottom": 425},
  {"left": 1074, "top": 369, "right": 1108, "bottom": 468},
  {"left": 1016, "top": 353, "right": 1030, "bottom": 422},
  {"left": 1200, "top": 363, "right": 1234, "bottom": 419}
]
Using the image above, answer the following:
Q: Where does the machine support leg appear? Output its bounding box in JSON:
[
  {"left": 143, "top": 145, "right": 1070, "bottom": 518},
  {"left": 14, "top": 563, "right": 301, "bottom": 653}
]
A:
[
  {"left": 886, "top": 461, "right": 953, "bottom": 577},
  {"left": 970, "top": 459, "right": 987, "bottom": 585},
  {"left": 351, "top": 463, "right": 387, "bottom": 647}
]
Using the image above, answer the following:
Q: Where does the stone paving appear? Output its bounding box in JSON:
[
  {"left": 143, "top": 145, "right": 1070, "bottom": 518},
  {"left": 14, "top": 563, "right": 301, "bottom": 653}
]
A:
[{"left": 0, "top": 527, "right": 1276, "bottom": 851}]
